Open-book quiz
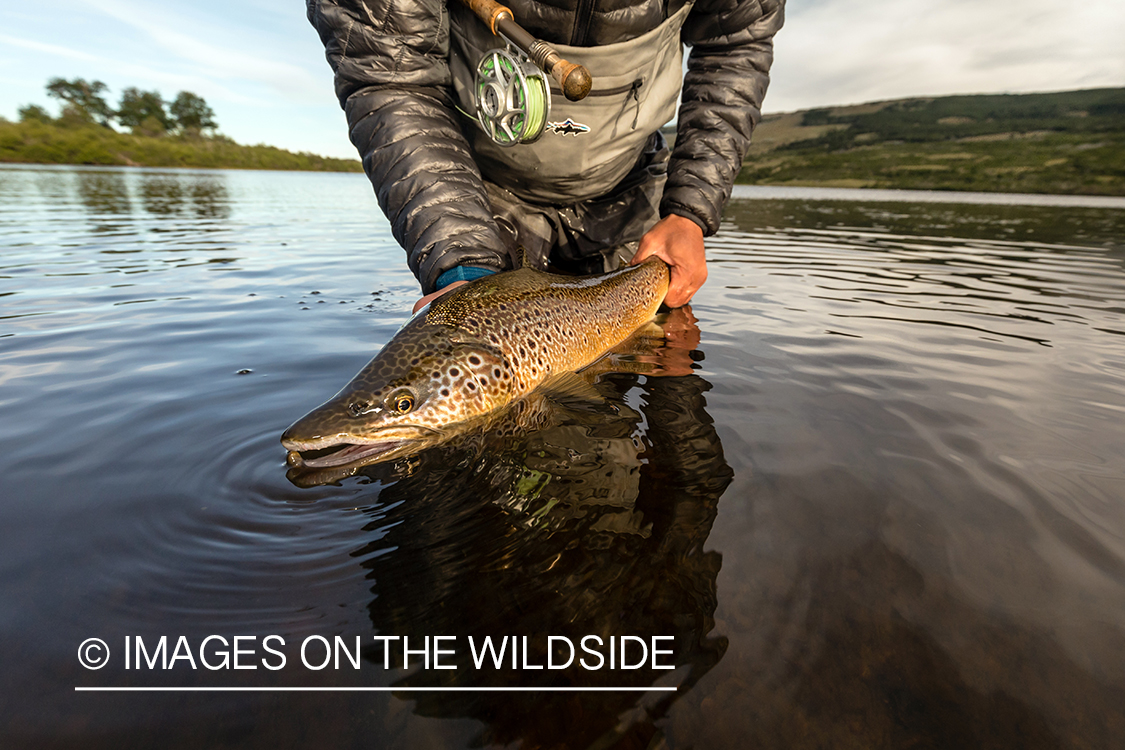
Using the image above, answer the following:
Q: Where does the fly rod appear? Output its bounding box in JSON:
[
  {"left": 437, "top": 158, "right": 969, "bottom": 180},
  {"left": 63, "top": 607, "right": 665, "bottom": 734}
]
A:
[{"left": 460, "top": 0, "right": 593, "bottom": 102}]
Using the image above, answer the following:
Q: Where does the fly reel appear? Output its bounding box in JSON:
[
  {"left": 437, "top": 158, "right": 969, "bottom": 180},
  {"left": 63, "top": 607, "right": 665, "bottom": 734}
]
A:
[{"left": 474, "top": 46, "right": 551, "bottom": 146}]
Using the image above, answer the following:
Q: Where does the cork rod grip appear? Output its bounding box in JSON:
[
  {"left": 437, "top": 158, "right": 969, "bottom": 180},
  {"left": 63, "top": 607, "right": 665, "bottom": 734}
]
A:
[
  {"left": 462, "top": 0, "right": 513, "bottom": 35},
  {"left": 460, "top": 0, "right": 592, "bottom": 101}
]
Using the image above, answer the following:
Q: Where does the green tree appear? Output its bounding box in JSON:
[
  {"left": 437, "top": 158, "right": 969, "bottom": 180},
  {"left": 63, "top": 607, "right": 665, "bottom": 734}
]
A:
[
  {"left": 116, "top": 88, "right": 171, "bottom": 134},
  {"left": 45, "top": 77, "right": 113, "bottom": 125},
  {"left": 169, "top": 91, "right": 217, "bottom": 133},
  {"left": 18, "top": 104, "right": 53, "bottom": 123}
]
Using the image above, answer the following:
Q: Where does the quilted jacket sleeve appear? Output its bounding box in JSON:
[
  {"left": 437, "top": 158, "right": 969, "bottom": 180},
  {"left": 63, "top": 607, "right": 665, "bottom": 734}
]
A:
[
  {"left": 308, "top": 0, "right": 507, "bottom": 293},
  {"left": 662, "top": 0, "right": 785, "bottom": 235}
]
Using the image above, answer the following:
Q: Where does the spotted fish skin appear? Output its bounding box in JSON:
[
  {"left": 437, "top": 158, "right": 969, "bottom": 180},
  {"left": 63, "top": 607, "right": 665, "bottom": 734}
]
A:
[{"left": 281, "top": 258, "right": 669, "bottom": 468}]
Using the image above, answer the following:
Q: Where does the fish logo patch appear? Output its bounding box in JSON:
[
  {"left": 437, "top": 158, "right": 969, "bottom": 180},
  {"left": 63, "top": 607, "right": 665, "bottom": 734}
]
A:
[{"left": 547, "top": 118, "right": 591, "bottom": 136}]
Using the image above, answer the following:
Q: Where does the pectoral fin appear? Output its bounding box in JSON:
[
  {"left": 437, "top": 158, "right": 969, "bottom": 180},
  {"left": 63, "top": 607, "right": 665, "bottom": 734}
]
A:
[{"left": 539, "top": 371, "right": 607, "bottom": 410}]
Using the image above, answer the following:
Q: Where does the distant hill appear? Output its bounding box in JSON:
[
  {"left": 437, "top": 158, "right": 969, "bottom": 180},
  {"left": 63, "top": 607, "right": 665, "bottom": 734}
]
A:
[
  {"left": 0, "top": 118, "right": 363, "bottom": 172},
  {"left": 740, "top": 88, "right": 1125, "bottom": 195},
  {"left": 8, "top": 87, "right": 1123, "bottom": 190}
]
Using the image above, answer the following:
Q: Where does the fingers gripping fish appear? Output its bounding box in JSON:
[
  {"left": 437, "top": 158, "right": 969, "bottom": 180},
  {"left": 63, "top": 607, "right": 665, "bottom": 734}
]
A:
[{"left": 281, "top": 258, "right": 669, "bottom": 469}]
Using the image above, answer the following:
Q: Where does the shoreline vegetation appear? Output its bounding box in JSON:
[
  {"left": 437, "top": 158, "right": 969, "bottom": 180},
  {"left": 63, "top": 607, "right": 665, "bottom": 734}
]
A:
[
  {"left": 1, "top": 77, "right": 363, "bottom": 173},
  {"left": 5, "top": 80, "right": 1122, "bottom": 191},
  {"left": 0, "top": 118, "right": 363, "bottom": 172},
  {"left": 737, "top": 87, "right": 1124, "bottom": 196}
]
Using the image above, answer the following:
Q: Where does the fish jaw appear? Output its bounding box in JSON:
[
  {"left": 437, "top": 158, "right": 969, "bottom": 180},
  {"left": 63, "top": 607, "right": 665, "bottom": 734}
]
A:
[{"left": 281, "top": 422, "right": 443, "bottom": 469}]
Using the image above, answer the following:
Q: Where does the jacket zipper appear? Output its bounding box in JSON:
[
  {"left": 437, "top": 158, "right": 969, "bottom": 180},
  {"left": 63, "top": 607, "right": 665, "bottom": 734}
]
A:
[
  {"left": 572, "top": 0, "right": 675, "bottom": 46},
  {"left": 571, "top": 0, "right": 597, "bottom": 47}
]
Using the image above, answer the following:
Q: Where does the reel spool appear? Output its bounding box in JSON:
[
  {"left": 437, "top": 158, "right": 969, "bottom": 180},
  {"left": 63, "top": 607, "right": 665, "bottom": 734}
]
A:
[{"left": 474, "top": 46, "right": 551, "bottom": 146}]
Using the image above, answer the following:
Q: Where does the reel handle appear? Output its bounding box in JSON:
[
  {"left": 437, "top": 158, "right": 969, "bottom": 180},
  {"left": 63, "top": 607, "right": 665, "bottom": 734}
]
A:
[{"left": 461, "top": 0, "right": 592, "bottom": 101}]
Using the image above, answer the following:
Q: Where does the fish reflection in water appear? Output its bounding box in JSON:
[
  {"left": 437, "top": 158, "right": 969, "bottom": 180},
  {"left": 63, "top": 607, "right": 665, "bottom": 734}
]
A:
[{"left": 306, "top": 311, "right": 732, "bottom": 749}]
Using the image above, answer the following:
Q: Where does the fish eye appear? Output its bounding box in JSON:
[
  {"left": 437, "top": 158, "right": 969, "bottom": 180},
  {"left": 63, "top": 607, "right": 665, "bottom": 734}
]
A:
[{"left": 393, "top": 393, "right": 415, "bottom": 414}]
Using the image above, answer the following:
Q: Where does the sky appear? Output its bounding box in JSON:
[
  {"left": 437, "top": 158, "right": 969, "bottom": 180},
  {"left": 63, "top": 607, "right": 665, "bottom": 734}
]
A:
[{"left": 1, "top": 0, "right": 1122, "bottom": 160}]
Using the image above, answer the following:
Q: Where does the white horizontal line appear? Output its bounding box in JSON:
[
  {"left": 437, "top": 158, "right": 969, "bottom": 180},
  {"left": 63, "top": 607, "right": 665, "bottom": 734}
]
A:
[{"left": 75, "top": 686, "right": 677, "bottom": 693}]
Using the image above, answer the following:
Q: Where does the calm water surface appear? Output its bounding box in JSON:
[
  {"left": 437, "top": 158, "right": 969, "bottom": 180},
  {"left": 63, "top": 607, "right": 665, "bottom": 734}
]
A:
[{"left": 2, "top": 165, "right": 1124, "bottom": 749}]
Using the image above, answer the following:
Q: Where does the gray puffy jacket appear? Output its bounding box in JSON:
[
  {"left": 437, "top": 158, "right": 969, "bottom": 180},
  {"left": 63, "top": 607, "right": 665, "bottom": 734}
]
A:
[{"left": 308, "top": 0, "right": 785, "bottom": 292}]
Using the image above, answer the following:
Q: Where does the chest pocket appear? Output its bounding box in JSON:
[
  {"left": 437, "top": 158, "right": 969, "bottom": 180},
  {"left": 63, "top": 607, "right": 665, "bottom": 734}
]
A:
[{"left": 450, "top": 1, "right": 693, "bottom": 204}]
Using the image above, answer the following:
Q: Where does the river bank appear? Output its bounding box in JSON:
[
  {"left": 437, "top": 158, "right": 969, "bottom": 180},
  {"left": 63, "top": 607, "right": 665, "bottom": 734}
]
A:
[
  {"left": 738, "top": 88, "right": 1125, "bottom": 196},
  {"left": 0, "top": 118, "right": 362, "bottom": 172}
]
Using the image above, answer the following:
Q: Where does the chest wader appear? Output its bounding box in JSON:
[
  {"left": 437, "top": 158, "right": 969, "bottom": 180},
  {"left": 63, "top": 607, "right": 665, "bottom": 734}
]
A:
[{"left": 449, "top": 2, "right": 694, "bottom": 273}]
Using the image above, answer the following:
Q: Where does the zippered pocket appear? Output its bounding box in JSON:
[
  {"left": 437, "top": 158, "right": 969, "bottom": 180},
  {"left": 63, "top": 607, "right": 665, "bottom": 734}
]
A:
[
  {"left": 552, "top": 78, "right": 643, "bottom": 97},
  {"left": 551, "top": 79, "right": 645, "bottom": 130}
]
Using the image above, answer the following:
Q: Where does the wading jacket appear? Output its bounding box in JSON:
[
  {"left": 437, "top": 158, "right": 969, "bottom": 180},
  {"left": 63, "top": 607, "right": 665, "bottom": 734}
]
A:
[{"left": 308, "top": 0, "right": 785, "bottom": 293}]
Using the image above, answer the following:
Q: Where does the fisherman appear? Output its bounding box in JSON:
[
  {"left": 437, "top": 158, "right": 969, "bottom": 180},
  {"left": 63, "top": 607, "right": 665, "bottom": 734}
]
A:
[{"left": 307, "top": 0, "right": 784, "bottom": 311}]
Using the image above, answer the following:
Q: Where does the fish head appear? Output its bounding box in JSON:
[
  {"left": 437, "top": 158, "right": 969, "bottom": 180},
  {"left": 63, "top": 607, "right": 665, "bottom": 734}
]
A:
[{"left": 281, "top": 324, "right": 515, "bottom": 469}]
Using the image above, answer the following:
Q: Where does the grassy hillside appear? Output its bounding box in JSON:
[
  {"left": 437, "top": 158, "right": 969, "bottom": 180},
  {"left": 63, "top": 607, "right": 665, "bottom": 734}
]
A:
[
  {"left": 8, "top": 88, "right": 1123, "bottom": 190},
  {"left": 740, "top": 88, "right": 1125, "bottom": 195},
  {"left": 0, "top": 118, "right": 363, "bottom": 172}
]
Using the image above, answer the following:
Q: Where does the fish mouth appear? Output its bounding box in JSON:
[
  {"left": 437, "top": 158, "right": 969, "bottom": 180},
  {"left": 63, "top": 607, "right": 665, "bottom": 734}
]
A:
[
  {"left": 286, "top": 441, "right": 410, "bottom": 469},
  {"left": 282, "top": 427, "right": 441, "bottom": 470}
]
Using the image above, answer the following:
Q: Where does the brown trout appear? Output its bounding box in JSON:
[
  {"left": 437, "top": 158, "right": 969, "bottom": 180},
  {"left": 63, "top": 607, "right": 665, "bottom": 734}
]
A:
[{"left": 281, "top": 258, "right": 669, "bottom": 469}]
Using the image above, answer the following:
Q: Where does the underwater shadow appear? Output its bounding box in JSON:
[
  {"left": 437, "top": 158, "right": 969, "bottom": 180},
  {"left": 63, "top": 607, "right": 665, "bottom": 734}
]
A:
[{"left": 346, "top": 366, "right": 733, "bottom": 749}]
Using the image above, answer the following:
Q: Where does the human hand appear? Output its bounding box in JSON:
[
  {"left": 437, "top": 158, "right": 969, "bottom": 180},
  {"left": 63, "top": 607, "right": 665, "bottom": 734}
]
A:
[
  {"left": 631, "top": 214, "right": 706, "bottom": 308},
  {"left": 412, "top": 280, "right": 468, "bottom": 314}
]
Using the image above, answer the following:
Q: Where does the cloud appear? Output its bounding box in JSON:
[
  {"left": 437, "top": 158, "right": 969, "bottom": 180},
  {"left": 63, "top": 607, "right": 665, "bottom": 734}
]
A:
[
  {"left": 766, "top": 0, "right": 1125, "bottom": 111},
  {"left": 0, "top": 33, "right": 100, "bottom": 63},
  {"left": 73, "top": 0, "right": 327, "bottom": 104}
]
